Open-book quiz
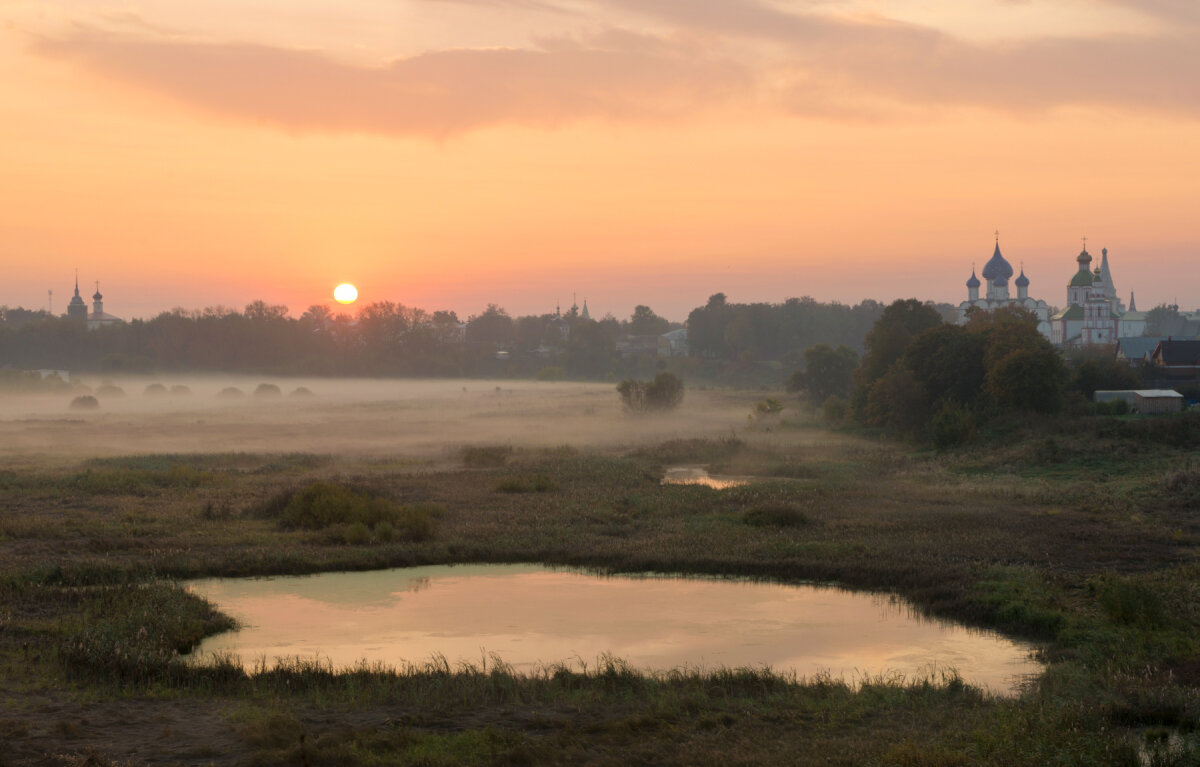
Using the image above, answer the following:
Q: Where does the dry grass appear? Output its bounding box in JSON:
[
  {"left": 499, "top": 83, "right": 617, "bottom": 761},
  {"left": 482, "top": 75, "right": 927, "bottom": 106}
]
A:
[{"left": 1, "top": 381, "right": 1199, "bottom": 765}]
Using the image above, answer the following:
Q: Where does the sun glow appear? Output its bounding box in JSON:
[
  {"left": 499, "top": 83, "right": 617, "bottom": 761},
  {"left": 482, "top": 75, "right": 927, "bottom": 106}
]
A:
[{"left": 333, "top": 283, "right": 358, "bottom": 304}]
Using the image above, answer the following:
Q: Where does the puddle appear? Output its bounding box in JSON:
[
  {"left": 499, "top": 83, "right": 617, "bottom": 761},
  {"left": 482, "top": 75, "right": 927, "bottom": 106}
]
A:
[
  {"left": 189, "top": 564, "right": 1040, "bottom": 695},
  {"left": 661, "top": 466, "right": 750, "bottom": 489}
]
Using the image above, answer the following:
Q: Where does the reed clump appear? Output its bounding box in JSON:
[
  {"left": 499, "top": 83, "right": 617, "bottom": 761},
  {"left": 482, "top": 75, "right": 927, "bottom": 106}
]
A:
[{"left": 254, "top": 481, "right": 442, "bottom": 542}]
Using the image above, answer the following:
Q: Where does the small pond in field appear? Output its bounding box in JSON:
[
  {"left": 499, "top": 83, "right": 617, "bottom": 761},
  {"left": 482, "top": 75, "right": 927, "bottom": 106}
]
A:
[
  {"left": 661, "top": 466, "right": 750, "bottom": 489},
  {"left": 188, "top": 564, "right": 1040, "bottom": 695}
]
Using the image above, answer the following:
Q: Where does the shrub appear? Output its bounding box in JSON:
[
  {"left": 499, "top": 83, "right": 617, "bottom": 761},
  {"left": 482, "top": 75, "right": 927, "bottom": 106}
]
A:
[
  {"left": 143, "top": 383, "right": 168, "bottom": 397},
  {"left": 930, "top": 402, "right": 975, "bottom": 450},
  {"left": 342, "top": 521, "right": 371, "bottom": 545},
  {"left": 217, "top": 387, "right": 245, "bottom": 399},
  {"left": 170, "top": 385, "right": 192, "bottom": 396},
  {"left": 95, "top": 384, "right": 126, "bottom": 398},
  {"left": 69, "top": 395, "right": 100, "bottom": 411},
  {"left": 1095, "top": 398, "right": 1129, "bottom": 415},
  {"left": 1095, "top": 575, "right": 1166, "bottom": 628},
  {"left": 255, "top": 482, "right": 441, "bottom": 542},
  {"left": 617, "top": 372, "right": 684, "bottom": 413},
  {"left": 535, "top": 366, "right": 565, "bottom": 381},
  {"left": 254, "top": 383, "right": 283, "bottom": 398},
  {"left": 290, "top": 386, "right": 314, "bottom": 397},
  {"left": 374, "top": 520, "right": 395, "bottom": 542},
  {"left": 821, "top": 395, "right": 848, "bottom": 424},
  {"left": 753, "top": 398, "right": 784, "bottom": 418},
  {"left": 462, "top": 445, "right": 511, "bottom": 468},
  {"left": 743, "top": 503, "right": 811, "bottom": 528}
]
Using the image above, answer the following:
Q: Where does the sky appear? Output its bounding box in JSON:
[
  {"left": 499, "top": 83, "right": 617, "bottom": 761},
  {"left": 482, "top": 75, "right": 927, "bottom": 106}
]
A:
[{"left": 2, "top": 0, "right": 1198, "bottom": 322}]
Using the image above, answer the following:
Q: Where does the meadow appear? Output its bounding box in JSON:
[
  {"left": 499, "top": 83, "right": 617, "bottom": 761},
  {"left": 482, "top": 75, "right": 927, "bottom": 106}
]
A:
[{"left": 1, "top": 377, "right": 1198, "bottom": 766}]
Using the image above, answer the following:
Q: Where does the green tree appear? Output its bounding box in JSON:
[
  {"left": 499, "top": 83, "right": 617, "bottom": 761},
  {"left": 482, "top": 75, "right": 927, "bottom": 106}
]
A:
[
  {"left": 626, "top": 305, "right": 671, "bottom": 336},
  {"left": 856, "top": 299, "right": 944, "bottom": 389},
  {"left": 985, "top": 345, "right": 1066, "bottom": 413},
  {"left": 617, "top": 372, "right": 684, "bottom": 413},
  {"left": 788, "top": 344, "right": 858, "bottom": 404}
]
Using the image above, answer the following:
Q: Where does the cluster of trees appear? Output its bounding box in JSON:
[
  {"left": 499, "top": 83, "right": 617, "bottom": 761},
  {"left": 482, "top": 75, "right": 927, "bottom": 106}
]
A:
[
  {"left": 791, "top": 300, "right": 1153, "bottom": 447},
  {"left": 685, "top": 294, "right": 893, "bottom": 363}
]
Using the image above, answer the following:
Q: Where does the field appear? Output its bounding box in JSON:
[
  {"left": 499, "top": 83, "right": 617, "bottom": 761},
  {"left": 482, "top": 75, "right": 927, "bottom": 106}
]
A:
[{"left": 1, "top": 376, "right": 1198, "bottom": 766}]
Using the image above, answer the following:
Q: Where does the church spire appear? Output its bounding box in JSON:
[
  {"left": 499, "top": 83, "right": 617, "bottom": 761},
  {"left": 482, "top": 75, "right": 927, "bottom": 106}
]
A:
[{"left": 1129, "top": 291, "right": 1137, "bottom": 313}]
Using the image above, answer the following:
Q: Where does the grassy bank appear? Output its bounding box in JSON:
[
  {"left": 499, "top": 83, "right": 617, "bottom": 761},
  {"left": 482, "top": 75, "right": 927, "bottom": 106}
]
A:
[{"left": 1, "top": 398, "right": 1199, "bottom": 765}]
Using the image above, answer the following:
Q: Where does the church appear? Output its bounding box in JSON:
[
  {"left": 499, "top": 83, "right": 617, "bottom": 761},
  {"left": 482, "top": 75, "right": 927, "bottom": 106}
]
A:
[
  {"left": 66, "top": 276, "right": 124, "bottom": 330},
  {"left": 956, "top": 238, "right": 1052, "bottom": 337},
  {"left": 1048, "top": 245, "right": 1144, "bottom": 347}
]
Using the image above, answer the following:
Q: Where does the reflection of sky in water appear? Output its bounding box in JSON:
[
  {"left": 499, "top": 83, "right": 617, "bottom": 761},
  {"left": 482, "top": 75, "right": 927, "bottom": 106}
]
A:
[
  {"left": 188, "top": 565, "right": 1040, "bottom": 695},
  {"left": 661, "top": 466, "right": 748, "bottom": 489}
]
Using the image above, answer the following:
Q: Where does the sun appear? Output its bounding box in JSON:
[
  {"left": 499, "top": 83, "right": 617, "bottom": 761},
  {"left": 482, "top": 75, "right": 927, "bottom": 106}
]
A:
[{"left": 333, "top": 283, "right": 358, "bottom": 304}]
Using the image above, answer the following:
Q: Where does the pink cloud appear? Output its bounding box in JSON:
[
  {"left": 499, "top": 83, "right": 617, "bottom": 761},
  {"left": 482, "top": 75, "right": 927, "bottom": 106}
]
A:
[{"left": 36, "top": 29, "right": 749, "bottom": 137}]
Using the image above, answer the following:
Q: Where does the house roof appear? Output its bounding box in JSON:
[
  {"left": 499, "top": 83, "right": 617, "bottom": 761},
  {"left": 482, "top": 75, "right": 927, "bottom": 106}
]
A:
[
  {"left": 1117, "top": 336, "right": 1166, "bottom": 361},
  {"left": 1051, "top": 305, "right": 1084, "bottom": 321},
  {"left": 1153, "top": 339, "right": 1200, "bottom": 365}
]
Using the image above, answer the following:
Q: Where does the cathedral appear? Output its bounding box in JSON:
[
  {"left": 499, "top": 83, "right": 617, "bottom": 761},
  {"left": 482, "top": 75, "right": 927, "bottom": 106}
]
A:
[
  {"left": 1048, "top": 246, "right": 1143, "bottom": 346},
  {"left": 957, "top": 238, "right": 1052, "bottom": 337}
]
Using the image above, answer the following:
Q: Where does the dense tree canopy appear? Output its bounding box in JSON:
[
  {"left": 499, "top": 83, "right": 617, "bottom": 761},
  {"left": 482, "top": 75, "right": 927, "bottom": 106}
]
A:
[{"left": 852, "top": 302, "right": 1071, "bottom": 441}]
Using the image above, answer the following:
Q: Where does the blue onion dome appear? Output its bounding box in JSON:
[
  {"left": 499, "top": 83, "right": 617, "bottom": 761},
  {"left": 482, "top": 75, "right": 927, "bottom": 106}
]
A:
[
  {"left": 1015, "top": 269, "right": 1029, "bottom": 288},
  {"left": 966, "top": 269, "right": 980, "bottom": 288},
  {"left": 981, "top": 242, "right": 1014, "bottom": 282}
]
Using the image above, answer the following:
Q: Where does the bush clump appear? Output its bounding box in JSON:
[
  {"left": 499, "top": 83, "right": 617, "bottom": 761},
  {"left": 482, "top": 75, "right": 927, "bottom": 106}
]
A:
[
  {"left": 495, "top": 475, "right": 556, "bottom": 493},
  {"left": 144, "top": 383, "right": 168, "bottom": 397},
  {"left": 256, "top": 481, "right": 440, "bottom": 543},
  {"left": 930, "top": 402, "right": 975, "bottom": 451},
  {"left": 462, "top": 445, "right": 512, "bottom": 468},
  {"left": 170, "top": 385, "right": 192, "bottom": 396},
  {"left": 617, "top": 372, "right": 684, "bottom": 413},
  {"left": 290, "top": 386, "right": 314, "bottom": 397},
  {"left": 69, "top": 395, "right": 100, "bottom": 411},
  {"left": 254, "top": 383, "right": 283, "bottom": 398},
  {"left": 742, "top": 502, "right": 811, "bottom": 528},
  {"left": 95, "top": 384, "right": 126, "bottom": 398},
  {"left": 217, "top": 387, "right": 245, "bottom": 399}
]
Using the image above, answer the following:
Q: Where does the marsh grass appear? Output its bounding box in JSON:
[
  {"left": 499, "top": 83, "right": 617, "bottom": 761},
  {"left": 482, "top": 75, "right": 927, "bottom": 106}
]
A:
[
  {"left": 4, "top": 391, "right": 1200, "bottom": 764},
  {"left": 461, "top": 445, "right": 512, "bottom": 468}
]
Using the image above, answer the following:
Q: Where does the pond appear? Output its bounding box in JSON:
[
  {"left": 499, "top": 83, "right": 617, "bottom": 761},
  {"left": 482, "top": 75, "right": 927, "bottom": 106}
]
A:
[
  {"left": 188, "top": 564, "right": 1040, "bottom": 695},
  {"left": 661, "top": 466, "right": 750, "bottom": 489}
]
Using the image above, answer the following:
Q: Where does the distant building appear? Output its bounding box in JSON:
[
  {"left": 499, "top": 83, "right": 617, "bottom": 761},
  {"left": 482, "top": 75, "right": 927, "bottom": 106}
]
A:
[
  {"left": 615, "top": 335, "right": 659, "bottom": 359},
  {"left": 66, "top": 275, "right": 124, "bottom": 329},
  {"left": 1094, "top": 389, "right": 1185, "bottom": 414},
  {"left": 1150, "top": 339, "right": 1200, "bottom": 371},
  {"left": 957, "top": 238, "right": 1051, "bottom": 337},
  {"left": 1049, "top": 246, "right": 1131, "bottom": 347},
  {"left": 547, "top": 305, "right": 570, "bottom": 342},
  {"left": 658, "top": 328, "right": 688, "bottom": 358},
  {"left": 1116, "top": 336, "right": 1167, "bottom": 366},
  {"left": 66, "top": 275, "right": 88, "bottom": 322},
  {"left": 86, "top": 283, "right": 124, "bottom": 330}
]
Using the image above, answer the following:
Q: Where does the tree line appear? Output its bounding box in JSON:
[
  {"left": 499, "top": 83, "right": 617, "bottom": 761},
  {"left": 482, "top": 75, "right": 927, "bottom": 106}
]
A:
[{"left": 0, "top": 295, "right": 887, "bottom": 382}]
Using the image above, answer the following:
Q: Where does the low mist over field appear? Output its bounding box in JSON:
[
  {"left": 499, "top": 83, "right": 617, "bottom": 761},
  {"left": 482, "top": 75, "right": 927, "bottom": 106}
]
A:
[{"left": 0, "top": 377, "right": 753, "bottom": 461}]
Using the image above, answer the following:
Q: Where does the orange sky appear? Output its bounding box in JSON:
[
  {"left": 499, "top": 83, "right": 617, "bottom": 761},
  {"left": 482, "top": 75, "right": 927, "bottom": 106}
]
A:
[{"left": 2, "top": 0, "right": 1198, "bottom": 322}]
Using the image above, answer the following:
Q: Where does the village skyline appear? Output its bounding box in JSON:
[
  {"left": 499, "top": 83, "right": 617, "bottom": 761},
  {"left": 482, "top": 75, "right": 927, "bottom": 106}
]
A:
[{"left": 3, "top": 1, "right": 1199, "bottom": 321}]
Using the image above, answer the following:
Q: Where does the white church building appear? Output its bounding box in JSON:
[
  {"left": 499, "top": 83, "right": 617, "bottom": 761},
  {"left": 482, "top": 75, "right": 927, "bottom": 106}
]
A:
[{"left": 957, "top": 238, "right": 1052, "bottom": 337}]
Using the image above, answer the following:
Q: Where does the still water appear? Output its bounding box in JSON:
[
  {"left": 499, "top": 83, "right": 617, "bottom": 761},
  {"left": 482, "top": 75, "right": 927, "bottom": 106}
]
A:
[
  {"left": 188, "top": 564, "right": 1039, "bottom": 694},
  {"left": 660, "top": 466, "right": 749, "bottom": 489}
]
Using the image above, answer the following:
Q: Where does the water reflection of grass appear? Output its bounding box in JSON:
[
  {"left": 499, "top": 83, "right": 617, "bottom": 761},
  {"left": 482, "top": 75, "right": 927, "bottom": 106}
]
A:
[{"left": 2, "top": 394, "right": 1200, "bottom": 764}]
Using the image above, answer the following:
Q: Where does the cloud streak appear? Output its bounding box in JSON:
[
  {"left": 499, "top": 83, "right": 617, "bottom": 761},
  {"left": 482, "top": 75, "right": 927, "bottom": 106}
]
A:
[
  {"left": 36, "top": 29, "right": 748, "bottom": 136},
  {"left": 32, "top": 1, "right": 1200, "bottom": 137}
]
